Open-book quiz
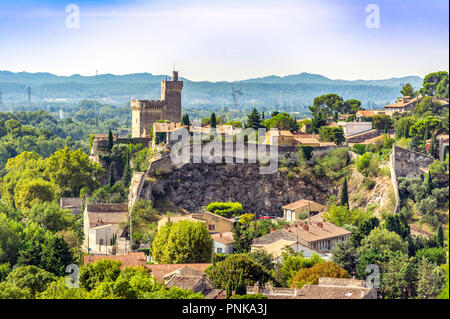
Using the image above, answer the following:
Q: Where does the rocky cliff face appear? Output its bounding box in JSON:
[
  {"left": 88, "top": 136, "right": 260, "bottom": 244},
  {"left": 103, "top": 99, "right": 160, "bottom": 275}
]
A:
[{"left": 144, "top": 163, "right": 335, "bottom": 217}]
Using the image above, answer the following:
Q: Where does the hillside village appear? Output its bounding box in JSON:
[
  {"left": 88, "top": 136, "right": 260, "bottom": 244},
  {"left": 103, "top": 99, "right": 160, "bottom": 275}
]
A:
[{"left": 0, "top": 70, "right": 448, "bottom": 300}]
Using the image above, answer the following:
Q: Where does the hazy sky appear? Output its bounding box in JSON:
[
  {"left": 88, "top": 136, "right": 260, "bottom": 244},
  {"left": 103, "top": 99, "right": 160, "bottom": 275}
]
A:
[{"left": 0, "top": 0, "right": 448, "bottom": 81}]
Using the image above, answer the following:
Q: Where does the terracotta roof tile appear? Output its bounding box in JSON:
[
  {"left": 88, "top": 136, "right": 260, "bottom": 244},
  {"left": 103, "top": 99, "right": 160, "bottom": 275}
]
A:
[
  {"left": 83, "top": 252, "right": 147, "bottom": 269},
  {"left": 145, "top": 263, "right": 211, "bottom": 283}
]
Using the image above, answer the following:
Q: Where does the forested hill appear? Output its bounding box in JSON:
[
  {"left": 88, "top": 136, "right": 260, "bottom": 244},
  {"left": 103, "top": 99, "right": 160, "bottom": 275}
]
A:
[{"left": 0, "top": 71, "right": 423, "bottom": 111}]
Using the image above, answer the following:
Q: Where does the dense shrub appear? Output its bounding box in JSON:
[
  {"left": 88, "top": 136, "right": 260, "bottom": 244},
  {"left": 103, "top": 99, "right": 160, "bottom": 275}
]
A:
[{"left": 207, "top": 202, "right": 243, "bottom": 218}]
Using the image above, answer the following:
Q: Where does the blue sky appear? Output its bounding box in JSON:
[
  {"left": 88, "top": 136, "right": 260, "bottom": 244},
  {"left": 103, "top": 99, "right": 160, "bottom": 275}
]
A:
[{"left": 0, "top": 0, "right": 448, "bottom": 81}]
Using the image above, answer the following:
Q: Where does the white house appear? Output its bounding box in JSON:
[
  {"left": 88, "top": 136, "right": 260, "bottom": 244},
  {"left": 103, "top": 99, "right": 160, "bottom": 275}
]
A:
[
  {"left": 83, "top": 203, "right": 130, "bottom": 255},
  {"left": 338, "top": 122, "right": 372, "bottom": 138},
  {"left": 211, "top": 232, "right": 234, "bottom": 254},
  {"left": 251, "top": 239, "right": 328, "bottom": 262}
]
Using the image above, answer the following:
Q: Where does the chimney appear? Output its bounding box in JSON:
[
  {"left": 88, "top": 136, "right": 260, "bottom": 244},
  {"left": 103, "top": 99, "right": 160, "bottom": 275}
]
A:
[
  {"left": 317, "top": 222, "right": 323, "bottom": 228},
  {"left": 219, "top": 233, "right": 223, "bottom": 238},
  {"left": 270, "top": 228, "right": 275, "bottom": 233},
  {"left": 303, "top": 224, "right": 309, "bottom": 231}
]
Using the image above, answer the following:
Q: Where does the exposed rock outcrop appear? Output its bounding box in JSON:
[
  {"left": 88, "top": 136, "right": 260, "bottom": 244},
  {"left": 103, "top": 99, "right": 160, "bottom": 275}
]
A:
[{"left": 142, "top": 163, "right": 335, "bottom": 217}]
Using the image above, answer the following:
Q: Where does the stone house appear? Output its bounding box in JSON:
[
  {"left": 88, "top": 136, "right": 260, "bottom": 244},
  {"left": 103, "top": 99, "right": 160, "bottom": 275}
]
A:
[
  {"left": 246, "top": 277, "right": 377, "bottom": 299},
  {"left": 250, "top": 239, "right": 327, "bottom": 262},
  {"left": 282, "top": 199, "right": 326, "bottom": 222},
  {"left": 251, "top": 219, "right": 351, "bottom": 253},
  {"left": 163, "top": 266, "right": 226, "bottom": 299},
  {"left": 211, "top": 232, "right": 234, "bottom": 254},
  {"left": 265, "top": 130, "right": 295, "bottom": 146},
  {"left": 384, "top": 95, "right": 423, "bottom": 115},
  {"left": 83, "top": 203, "right": 130, "bottom": 255},
  {"left": 392, "top": 146, "right": 435, "bottom": 178},
  {"left": 192, "top": 211, "right": 236, "bottom": 233},
  {"left": 60, "top": 197, "right": 83, "bottom": 215},
  {"left": 338, "top": 121, "right": 373, "bottom": 138},
  {"left": 157, "top": 214, "right": 205, "bottom": 230}
]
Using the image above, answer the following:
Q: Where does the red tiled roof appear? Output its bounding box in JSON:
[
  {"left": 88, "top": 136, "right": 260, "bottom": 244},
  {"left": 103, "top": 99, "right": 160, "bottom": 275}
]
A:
[
  {"left": 145, "top": 263, "right": 212, "bottom": 283},
  {"left": 83, "top": 252, "right": 147, "bottom": 269}
]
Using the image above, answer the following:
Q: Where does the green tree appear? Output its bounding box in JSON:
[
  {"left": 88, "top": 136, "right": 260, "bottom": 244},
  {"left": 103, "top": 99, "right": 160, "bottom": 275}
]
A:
[
  {"left": 416, "top": 257, "right": 445, "bottom": 299},
  {"left": 359, "top": 228, "right": 408, "bottom": 255},
  {"left": 380, "top": 251, "right": 417, "bottom": 299},
  {"left": 292, "top": 261, "right": 350, "bottom": 288},
  {"left": 343, "top": 99, "right": 361, "bottom": 114},
  {"left": 351, "top": 217, "right": 380, "bottom": 247},
  {"left": 44, "top": 147, "right": 104, "bottom": 197},
  {"left": 383, "top": 212, "right": 410, "bottom": 240},
  {"left": 264, "top": 112, "right": 299, "bottom": 132},
  {"left": 226, "top": 278, "right": 232, "bottom": 299},
  {"left": 5, "top": 265, "right": 57, "bottom": 295},
  {"left": 319, "top": 127, "right": 345, "bottom": 145},
  {"left": 41, "top": 235, "right": 76, "bottom": 276},
  {"left": 371, "top": 115, "right": 392, "bottom": 130},
  {"left": 151, "top": 220, "right": 213, "bottom": 264},
  {"left": 330, "top": 241, "right": 358, "bottom": 275},
  {"left": 394, "top": 116, "right": 415, "bottom": 139},
  {"left": 122, "top": 157, "right": 132, "bottom": 187},
  {"left": 235, "top": 269, "right": 247, "bottom": 295},
  {"left": 232, "top": 223, "right": 252, "bottom": 254},
  {"left": 14, "top": 178, "right": 56, "bottom": 212},
  {"left": 181, "top": 113, "right": 190, "bottom": 126},
  {"left": 27, "top": 202, "right": 77, "bottom": 233},
  {"left": 80, "top": 260, "right": 122, "bottom": 291},
  {"left": 245, "top": 108, "right": 263, "bottom": 130},
  {"left": 436, "top": 224, "right": 444, "bottom": 247},
  {"left": 0, "top": 213, "right": 23, "bottom": 265},
  {"left": 108, "top": 162, "right": 115, "bottom": 187},
  {"left": 206, "top": 254, "right": 271, "bottom": 290},
  {"left": 421, "top": 71, "right": 449, "bottom": 96}
]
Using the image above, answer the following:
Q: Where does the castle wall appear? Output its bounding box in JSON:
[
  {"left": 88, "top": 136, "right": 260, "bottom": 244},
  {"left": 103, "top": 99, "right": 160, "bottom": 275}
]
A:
[
  {"left": 131, "top": 71, "right": 183, "bottom": 138},
  {"left": 393, "top": 146, "right": 434, "bottom": 178}
]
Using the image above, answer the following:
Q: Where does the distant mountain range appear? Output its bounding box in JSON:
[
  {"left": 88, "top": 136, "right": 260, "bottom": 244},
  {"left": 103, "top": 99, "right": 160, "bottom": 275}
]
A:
[{"left": 0, "top": 71, "right": 423, "bottom": 111}]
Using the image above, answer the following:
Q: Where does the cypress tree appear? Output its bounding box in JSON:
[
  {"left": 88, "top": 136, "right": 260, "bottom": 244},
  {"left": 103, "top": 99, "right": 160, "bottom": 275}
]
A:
[
  {"left": 429, "top": 135, "right": 438, "bottom": 158},
  {"left": 436, "top": 224, "right": 444, "bottom": 247},
  {"left": 226, "top": 278, "right": 232, "bottom": 299},
  {"left": 340, "top": 177, "right": 349, "bottom": 208},
  {"left": 246, "top": 108, "right": 262, "bottom": 130},
  {"left": 109, "top": 162, "right": 115, "bottom": 187},
  {"left": 210, "top": 113, "right": 217, "bottom": 128},
  {"left": 235, "top": 269, "right": 246, "bottom": 295},
  {"left": 122, "top": 158, "right": 132, "bottom": 187},
  {"left": 107, "top": 129, "right": 114, "bottom": 151}
]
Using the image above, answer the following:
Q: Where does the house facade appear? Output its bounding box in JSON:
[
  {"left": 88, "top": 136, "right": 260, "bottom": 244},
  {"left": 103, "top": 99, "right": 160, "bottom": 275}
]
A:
[{"left": 282, "top": 199, "right": 326, "bottom": 222}]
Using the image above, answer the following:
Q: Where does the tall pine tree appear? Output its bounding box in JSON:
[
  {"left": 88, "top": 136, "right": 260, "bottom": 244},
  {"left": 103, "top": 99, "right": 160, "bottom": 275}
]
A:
[
  {"left": 109, "top": 162, "right": 115, "bottom": 187},
  {"left": 210, "top": 113, "right": 217, "bottom": 128},
  {"left": 436, "top": 224, "right": 444, "bottom": 247}
]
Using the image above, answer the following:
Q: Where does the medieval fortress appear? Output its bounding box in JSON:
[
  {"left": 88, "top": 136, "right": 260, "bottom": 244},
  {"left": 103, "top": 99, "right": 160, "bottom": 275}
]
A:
[{"left": 131, "top": 70, "right": 183, "bottom": 138}]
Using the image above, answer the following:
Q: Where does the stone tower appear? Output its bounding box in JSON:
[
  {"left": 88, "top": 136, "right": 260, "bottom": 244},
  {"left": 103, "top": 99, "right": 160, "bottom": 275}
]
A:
[{"left": 131, "top": 70, "right": 183, "bottom": 138}]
